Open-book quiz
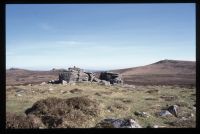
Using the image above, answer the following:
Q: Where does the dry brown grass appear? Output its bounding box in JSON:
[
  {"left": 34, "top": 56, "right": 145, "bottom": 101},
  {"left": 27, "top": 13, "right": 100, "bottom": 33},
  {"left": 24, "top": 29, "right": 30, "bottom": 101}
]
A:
[
  {"left": 6, "top": 83, "right": 196, "bottom": 128},
  {"left": 6, "top": 112, "right": 45, "bottom": 128},
  {"left": 168, "top": 119, "right": 196, "bottom": 128},
  {"left": 146, "top": 89, "right": 159, "bottom": 94},
  {"left": 107, "top": 103, "right": 129, "bottom": 112},
  {"left": 69, "top": 88, "right": 83, "bottom": 93},
  {"left": 160, "top": 95, "right": 178, "bottom": 101},
  {"left": 25, "top": 96, "right": 101, "bottom": 128}
]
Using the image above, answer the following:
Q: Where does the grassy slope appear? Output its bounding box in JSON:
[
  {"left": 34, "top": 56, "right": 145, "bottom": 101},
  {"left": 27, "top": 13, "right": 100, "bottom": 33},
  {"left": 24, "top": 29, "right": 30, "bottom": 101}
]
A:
[
  {"left": 6, "top": 83, "right": 196, "bottom": 128},
  {"left": 111, "top": 60, "right": 196, "bottom": 86}
]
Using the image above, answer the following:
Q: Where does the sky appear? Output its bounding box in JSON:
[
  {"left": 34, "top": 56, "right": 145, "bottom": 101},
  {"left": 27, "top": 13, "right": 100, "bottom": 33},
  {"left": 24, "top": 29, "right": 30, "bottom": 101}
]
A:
[{"left": 6, "top": 4, "right": 195, "bottom": 70}]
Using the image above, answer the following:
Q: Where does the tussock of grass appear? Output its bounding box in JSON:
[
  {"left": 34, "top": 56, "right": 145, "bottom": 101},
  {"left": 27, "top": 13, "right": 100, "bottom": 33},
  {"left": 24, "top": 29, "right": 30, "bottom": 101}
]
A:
[
  {"left": 25, "top": 96, "right": 101, "bottom": 128},
  {"left": 69, "top": 88, "right": 83, "bottom": 93},
  {"left": 107, "top": 103, "right": 129, "bottom": 112},
  {"left": 6, "top": 112, "right": 45, "bottom": 128},
  {"left": 146, "top": 89, "right": 159, "bottom": 94}
]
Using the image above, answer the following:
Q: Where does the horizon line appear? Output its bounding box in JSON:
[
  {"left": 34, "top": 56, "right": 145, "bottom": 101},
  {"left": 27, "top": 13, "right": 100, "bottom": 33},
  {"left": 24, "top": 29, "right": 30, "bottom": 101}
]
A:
[{"left": 6, "top": 59, "right": 196, "bottom": 71}]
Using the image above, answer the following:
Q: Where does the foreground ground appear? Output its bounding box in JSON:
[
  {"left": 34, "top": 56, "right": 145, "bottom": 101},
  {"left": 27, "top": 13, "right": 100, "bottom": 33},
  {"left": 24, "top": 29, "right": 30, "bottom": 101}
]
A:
[{"left": 6, "top": 82, "right": 196, "bottom": 128}]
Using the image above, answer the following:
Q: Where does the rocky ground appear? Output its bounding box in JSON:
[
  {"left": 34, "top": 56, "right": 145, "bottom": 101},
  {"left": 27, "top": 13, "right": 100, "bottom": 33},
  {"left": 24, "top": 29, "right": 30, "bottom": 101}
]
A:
[{"left": 6, "top": 82, "right": 196, "bottom": 128}]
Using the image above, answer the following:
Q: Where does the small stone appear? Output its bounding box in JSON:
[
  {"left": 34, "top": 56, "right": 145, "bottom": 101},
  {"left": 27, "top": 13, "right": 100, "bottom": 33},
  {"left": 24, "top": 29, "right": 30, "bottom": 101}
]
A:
[
  {"left": 181, "top": 117, "right": 187, "bottom": 120},
  {"left": 159, "top": 110, "right": 172, "bottom": 117},
  {"left": 48, "top": 80, "right": 53, "bottom": 84},
  {"left": 129, "top": 119, "right": 142, "bottom": 128},
  {"left": 62, "top": 80, "right": 67, "bottom": 85},
  {"left": 134, "top": 111, "right": 150, "bottom": 118},
  {"left": 71, "top": 83, "right": 76, "bottom": 86},
  {"left": 48, "top": 88, "right": 54, "bottom": 91},
  {"left": 132, "top": 85, "right": 136, "bottom": 89},
  {"left": 16, "top": 94, "right": 22, "bottom": 97},
  {"left": 40, "top": 82, "right": 46, "bottom": 85},
  {"left": 167, "top": 105, "right": 179, "bottom": 117},
  {"left": 99, "top": 80, "right": 110, "bottom": 86},
  {"left": 190, "top": 113, "right": 194, "bottom": 117}
]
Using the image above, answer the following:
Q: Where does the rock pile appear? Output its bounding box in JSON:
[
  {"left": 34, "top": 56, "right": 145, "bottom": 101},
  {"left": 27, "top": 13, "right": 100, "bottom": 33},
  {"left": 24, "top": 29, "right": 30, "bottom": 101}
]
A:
[
  {"left": 57, "top": 67, "right": 95, "bottom": 83},
  {"left": 48, "top": 67, "right": 123, "bottom": 85}
]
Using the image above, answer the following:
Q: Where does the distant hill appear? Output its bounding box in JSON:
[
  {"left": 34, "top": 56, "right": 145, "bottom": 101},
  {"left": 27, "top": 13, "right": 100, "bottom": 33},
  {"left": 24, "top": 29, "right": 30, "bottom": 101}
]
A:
[
  {"left": 6, "top": 68, "right": 59, "bottom": 86},
  {"left": 111, "top": 60, "right": 195, "bottom": 75},
  {"left": 111, "top": 60, "right": 196, "bottom": 86}
]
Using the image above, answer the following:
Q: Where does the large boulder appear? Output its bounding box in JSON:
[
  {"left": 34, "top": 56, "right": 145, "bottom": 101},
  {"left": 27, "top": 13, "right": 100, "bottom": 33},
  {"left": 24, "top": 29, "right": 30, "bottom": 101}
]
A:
[
  {"left": 59, "top": 70, "right": 78, "bottom": 83},
  {"left": 99, "top": 72, "right": 123, "bottom": 84},
  {"left": 78, "top": 71, "right": 89, "bottom": 82},
  {"left": 58, "top": 66, "right": 85, "bottom": 83},
  {"left": 111, "top": 77, "right": 123, "bottom": 84}
]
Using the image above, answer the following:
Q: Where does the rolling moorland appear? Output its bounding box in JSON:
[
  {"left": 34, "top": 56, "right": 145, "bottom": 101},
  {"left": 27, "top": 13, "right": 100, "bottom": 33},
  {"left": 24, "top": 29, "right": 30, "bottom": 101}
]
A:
[{"left": 6, "top": 59, "right": 196, "bottom": 128}]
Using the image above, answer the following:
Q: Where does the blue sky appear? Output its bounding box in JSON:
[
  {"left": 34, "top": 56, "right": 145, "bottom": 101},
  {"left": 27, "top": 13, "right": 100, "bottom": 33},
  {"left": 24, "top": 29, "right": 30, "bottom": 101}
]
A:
[{"left": 6, "top": 4, "right": 195, "bottom": 70}]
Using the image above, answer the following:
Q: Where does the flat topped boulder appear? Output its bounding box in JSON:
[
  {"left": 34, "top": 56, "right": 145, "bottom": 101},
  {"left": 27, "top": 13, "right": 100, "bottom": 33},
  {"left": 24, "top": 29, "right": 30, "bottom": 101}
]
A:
[
  {"left": 99, "top": 71, "right": 123, "bottom": 84},
  {"left": 100, "top": 72, "right": 120, "bottom": 78}
]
